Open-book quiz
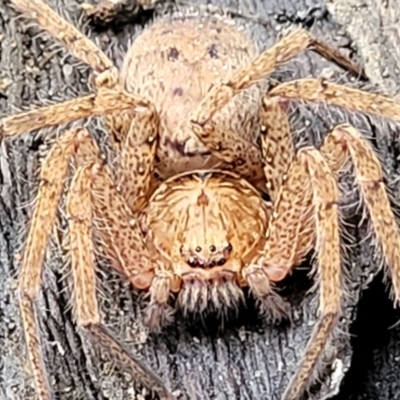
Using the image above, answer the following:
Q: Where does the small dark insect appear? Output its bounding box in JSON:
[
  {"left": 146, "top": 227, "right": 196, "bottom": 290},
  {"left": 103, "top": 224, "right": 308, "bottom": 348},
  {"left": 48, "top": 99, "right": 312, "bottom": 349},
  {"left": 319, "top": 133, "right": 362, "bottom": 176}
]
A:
[{"left": 3, "top": 0, "right": 400, "bottom": 400}]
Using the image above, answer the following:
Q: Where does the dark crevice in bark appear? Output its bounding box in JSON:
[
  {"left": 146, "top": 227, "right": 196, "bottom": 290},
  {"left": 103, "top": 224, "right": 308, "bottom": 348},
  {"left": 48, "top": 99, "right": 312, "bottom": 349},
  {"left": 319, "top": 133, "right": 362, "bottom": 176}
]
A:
[{"left": 332, "top": 274, "right": 396, "bottom": 400}]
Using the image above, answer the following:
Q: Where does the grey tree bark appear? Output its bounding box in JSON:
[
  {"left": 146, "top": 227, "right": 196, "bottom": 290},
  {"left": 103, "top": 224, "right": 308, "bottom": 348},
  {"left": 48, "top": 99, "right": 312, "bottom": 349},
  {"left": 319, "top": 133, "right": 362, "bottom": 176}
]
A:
[
  {"left": 1, "top": 1, "right": 400, "bottom": 400},
  {"left": 328, "top": 2, "right": 400, "bottom": 399},
  {"left": 328, "top": 0, "right": 400, "bottom": 98}
]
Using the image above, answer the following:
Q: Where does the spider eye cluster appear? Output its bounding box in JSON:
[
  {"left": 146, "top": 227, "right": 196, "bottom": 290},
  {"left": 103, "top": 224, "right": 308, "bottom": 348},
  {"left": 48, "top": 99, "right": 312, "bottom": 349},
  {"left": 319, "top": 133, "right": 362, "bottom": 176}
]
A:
[{"left": 182, "top": 242, "right": 233, "bottom": 268}]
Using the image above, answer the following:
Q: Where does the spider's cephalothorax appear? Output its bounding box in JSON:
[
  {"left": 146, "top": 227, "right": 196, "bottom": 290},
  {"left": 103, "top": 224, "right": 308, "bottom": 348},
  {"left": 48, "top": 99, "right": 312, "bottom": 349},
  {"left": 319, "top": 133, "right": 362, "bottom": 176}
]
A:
[
  {"left": 4, "top": 1, "right": 400, "bottom": 400},
  {"left": 141, "top": 169, "right": 271, "bottom": 321}
]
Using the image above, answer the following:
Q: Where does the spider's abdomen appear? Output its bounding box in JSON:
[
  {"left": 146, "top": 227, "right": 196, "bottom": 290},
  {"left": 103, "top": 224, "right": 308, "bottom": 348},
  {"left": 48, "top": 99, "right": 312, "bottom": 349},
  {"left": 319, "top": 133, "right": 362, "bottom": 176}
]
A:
[{"left": 121, "top": 16, "right": 264, "bottom": 179}]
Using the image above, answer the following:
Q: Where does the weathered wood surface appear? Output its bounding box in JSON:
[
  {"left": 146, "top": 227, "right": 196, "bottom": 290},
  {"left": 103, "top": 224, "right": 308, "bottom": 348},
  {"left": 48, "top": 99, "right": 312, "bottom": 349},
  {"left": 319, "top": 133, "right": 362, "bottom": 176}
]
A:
[
  {"left": 1, "top": 0, "right": 400, "bottom": 399},
  {"left": 328, "top": 1, "right": 400, "bottom": 399},
  {"left": 328, "top": 0, "right": 400, "bottom": 98}
]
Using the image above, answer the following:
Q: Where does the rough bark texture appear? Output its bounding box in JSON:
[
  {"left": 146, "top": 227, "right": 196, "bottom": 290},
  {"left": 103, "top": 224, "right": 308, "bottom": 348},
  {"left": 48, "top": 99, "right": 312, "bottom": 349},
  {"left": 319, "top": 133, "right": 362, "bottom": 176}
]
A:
[
  {"left": 327, "top": 0, "right": 400, "bottom": 98},
  {"left": 1, "top": 1, "right": 400, "bottom": 400},
  {"left": 328, "top": 2, "right": 400, "bottom": 399}
]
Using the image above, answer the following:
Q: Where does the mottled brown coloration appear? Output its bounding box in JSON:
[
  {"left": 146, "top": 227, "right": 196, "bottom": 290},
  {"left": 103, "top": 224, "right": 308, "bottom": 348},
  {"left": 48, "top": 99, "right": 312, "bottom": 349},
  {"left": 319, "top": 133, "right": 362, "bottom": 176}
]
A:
[
  {"left": 67, "top": 166, "right": 99, "bottom": 326},
  {"left": 260, "top": 98, "right": 295, "bottom": 201},
  {"left": 17, "top": 128, "right": 85, "bottom": 400},
  {"left": 69, "top": 159, "right": 174, "bottom": 400},
  {"left": 81, "top": 0, "right": 159, "bottom": 26},
  {"left": 1, "top": 91, "right": 152, "bottom": 138},
  {"left": 321, "top": 124, "right": 400, "bottom": 303},
  {"left": 18, "top": 296, "right": 51, "bottom": 400},
  {"left": 281, "top": 148, "right": 341, "bottom": 400},
  {"left": 144, "top": 171, "right": 269, "bottom": 272},
  {"left": 121, "top": 17, "right": 264, "bottom": 183},
  {"left": 3, "top": 0, "right": 400, "bottom": 400},
  {"left": 269, "top": 78, "right": 400, "bottom": 122}
]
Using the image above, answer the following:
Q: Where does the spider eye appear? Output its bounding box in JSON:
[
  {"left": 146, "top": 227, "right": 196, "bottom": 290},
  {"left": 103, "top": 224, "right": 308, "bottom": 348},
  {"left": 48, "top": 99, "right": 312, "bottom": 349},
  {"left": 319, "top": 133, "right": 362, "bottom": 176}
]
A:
[
  {"left": 217, "top": 258, "right": 226, "bottom": 266},
  {"left": 226, "top": 243, "right": 232, "bottom": 252},
  {"left": 188, "top": 258, "right": 197, "bottom": 267},
  {"left": 209, "top": 245, "right": 216, "bottom": 253}
]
